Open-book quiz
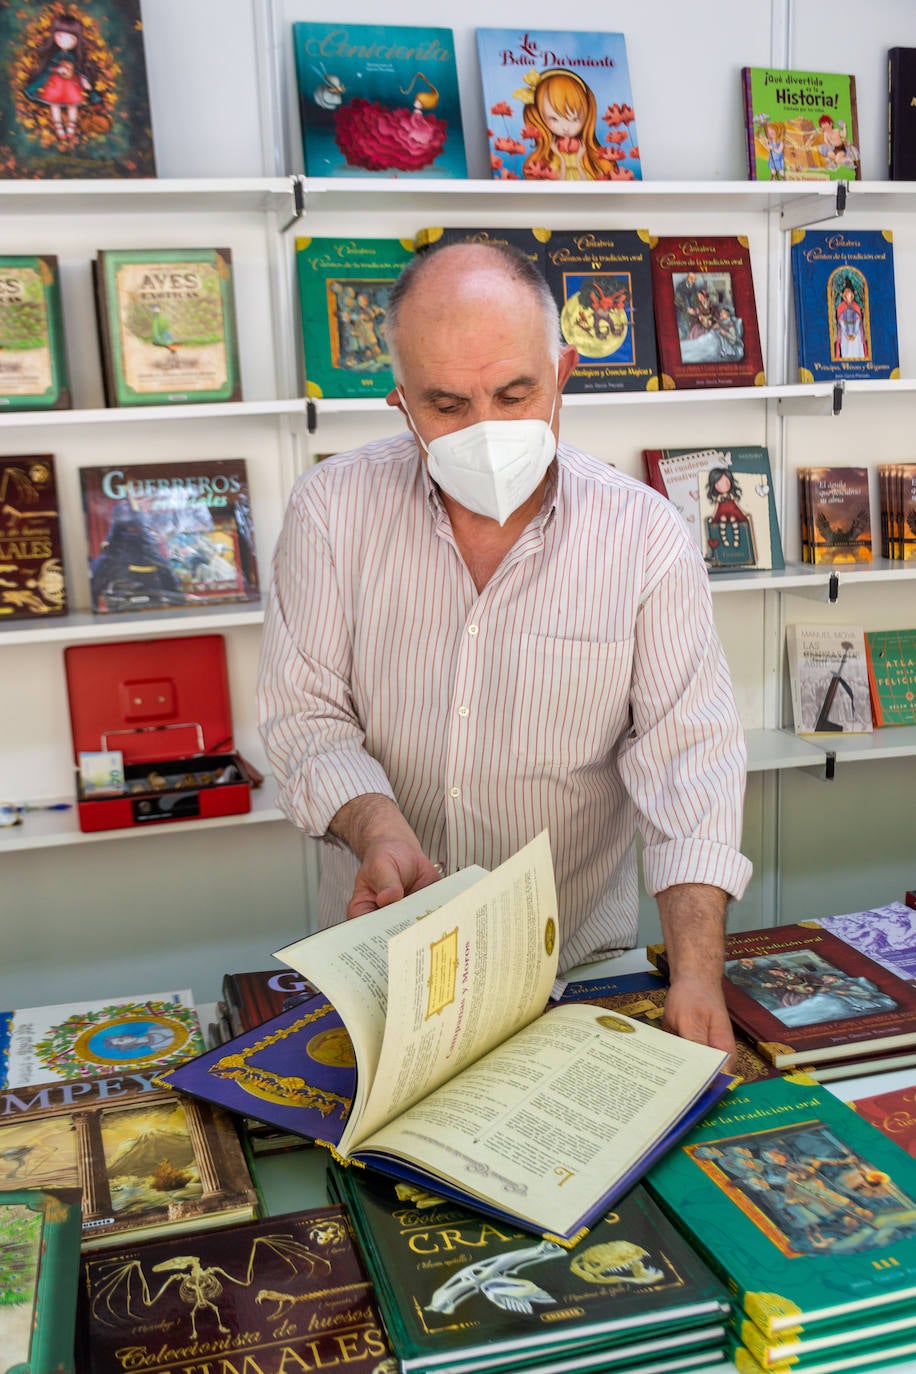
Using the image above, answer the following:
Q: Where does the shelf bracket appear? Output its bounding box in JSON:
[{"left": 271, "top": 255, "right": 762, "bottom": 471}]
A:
[
  {"left": 279, "top": 175, "right": 305, "bottom": 233},
  {"left": 307, "top": 400, "right": 317, "bottom": 434},
  {"left": 832, "top": 380, "right": 844, "bottom": 415},
  {"left": 828, "top": 572, "right": 839, "bottom": 603},
  {"left": 835, "top": 181, "right": 847, "bottom": 218},
  {"left": 802, "top": 750, "right": 837, "bottom": 782},
  {"left": 779, "top": 189, "right": 845, "bottom": 232}
]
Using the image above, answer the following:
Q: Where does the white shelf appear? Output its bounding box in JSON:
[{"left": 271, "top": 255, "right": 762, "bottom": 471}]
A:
[
  {"left": 0, "top": 398, "right": 308, "bottom": 428},
  {"left": 0, "top": 177, "right": 297, "bottom": 215},
  {"left": 0, "top": 602, "right": 265, "bottom": 648},
  {"left": 745, "top": 729, "right": 826, "bottom": 772},
  {"left": 823, "top": 726, "right": 916, "bottom": 764},
  {"left": 0, "top": 779, "right": 286, "bottom": 853}
]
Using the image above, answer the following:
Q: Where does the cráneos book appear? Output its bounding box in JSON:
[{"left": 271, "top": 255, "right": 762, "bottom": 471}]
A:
[
  {"left": 647, "top": 1076, "right": 916, "bottom": 1339},
  {"left": 163, "top": 833, "right": 731, "bottom": 1245}
]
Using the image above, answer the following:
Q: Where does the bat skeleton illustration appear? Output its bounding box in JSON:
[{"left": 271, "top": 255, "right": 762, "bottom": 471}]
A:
[{"left": 90, "top": 1232, "right": 333, "bottom": 1338}]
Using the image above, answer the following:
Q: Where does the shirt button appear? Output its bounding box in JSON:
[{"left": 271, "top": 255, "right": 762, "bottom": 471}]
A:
[
  {"left": 457, "top": 705, "right": 469, "bottom": 717},
  {"left": 467, "top": 623, "right": 479, "bottom": 637},
  {"left": 449, "top": 786, "right": 461, "bottom": 799}
]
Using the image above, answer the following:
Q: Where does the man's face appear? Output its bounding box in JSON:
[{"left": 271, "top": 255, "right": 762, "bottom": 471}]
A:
[{"left": 387, "top": 263, "right": 576, "bottom": 449}]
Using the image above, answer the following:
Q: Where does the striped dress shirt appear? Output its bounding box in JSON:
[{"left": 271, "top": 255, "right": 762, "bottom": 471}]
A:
[{"left": 258, "top": 431, "right": 752, "bottom": 972}]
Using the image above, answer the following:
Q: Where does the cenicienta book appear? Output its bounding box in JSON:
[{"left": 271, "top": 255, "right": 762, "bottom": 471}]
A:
[
  {"left": 0, "top": 453, "right": 67, "bottom": 620},
  {"left": 0, "top": 1187, "right": 81, "bottom": 1374},
  {"left": 331, "top": 1164, "right": 730, "bottom": 1374},
  {"left": 476, "top": 29, "right": 641, "bottom": 181},
  {"left": 93, "top": 248, "right": 242, "bottom": 406},
  {"left": 741, "top": 67, "right": 860, "bottom": 181},
  {"left": 80, "top": 459, "right": 259, "bottom": 613},
  {"left": 0, "top": 0, "right": 156, "bottom": 179},
  {"left": 0, "top": 254, "right": 70, "bottom": 410},
  {"left": 791, "top": 230, "right": 899, "bottom": 382},
  {"left": 293, "top": 22, "right": 466, "bottom": 177},
  {"left": 164, "top": 833, "right": 731, "bottom": 1246}
]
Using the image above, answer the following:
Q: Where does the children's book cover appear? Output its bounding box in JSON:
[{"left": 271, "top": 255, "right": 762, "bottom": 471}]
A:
[
  {"left": 94, "top": 248, "right": 242, "bottom": 407},
  {"left": 544, "top": 229, "right": 658, "bottom": 392},
  {"left": 647, "top": 1076, "right": 916, "bottom": 1339},
  {"left": 742, "top": 68, "right": 860, "bottom": 182},
  {"left": 80, "top": 459, "right": 259, "bottom": 613},
  {"left": 785, "top": 624, "right": 872, "bottom": 736},
  {"left": 292, "top": 23, "right": 466, "bottom": 178},
  {"left": 295, "top": 236, "right": 413, "bottom": 399},
  {"left": 817, "top": 902, "right": 916, "bottom": 985},
  {"left": 0, "top": 453, "right": 67, "bottom": 620},
  {"left": 0, "top": 0, "right": 155, "bottom": 179},
  {"left": 477, "top": 29, "right": 640, "bottom": 182},
  {"left": 791, "top": 230, "right": 899, "bottom": 382},
  {"left": 0, "top": 1187, "right": 82, "bottom": 1373},
  {"left": 865, "top": 627, "right": 916, "bottom": 727},
  {"left": 0, "top": 254, "right": 70, "bottom": 410},
  {"left": 650, "top": 238, "right": 765, "bottom": 390}
]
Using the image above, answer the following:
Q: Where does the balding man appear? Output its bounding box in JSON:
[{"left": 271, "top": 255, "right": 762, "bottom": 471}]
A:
[{"left": 258, "top": 243, "right": 751, "bottom": 1059}]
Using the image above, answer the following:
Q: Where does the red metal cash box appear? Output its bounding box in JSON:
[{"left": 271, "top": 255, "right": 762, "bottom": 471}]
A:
[{"left": 64, "top": 634, "right": 252, "bottom": 832}]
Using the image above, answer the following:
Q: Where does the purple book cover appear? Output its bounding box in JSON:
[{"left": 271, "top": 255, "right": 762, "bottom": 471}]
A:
[
  {"left": 816, "top": 904, "right": 916, "bottom": 984},
  {"left": 158, "top": 995, "right": 355, "bottom": 1146}
]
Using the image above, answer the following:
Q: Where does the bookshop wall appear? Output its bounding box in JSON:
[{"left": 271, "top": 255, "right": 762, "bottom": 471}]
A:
[{"left": 3, "top": 0, "right": 916, "bottom": 1013}]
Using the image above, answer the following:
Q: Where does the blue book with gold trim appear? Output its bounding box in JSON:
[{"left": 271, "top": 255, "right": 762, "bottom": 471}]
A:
[{"left": 791, "top": 229, "right": 899, "bottom": 382}]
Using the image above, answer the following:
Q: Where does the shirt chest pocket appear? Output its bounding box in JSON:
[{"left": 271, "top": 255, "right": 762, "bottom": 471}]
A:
[{"left": 510, "top": 633, "right": 635, "bottom": 769}]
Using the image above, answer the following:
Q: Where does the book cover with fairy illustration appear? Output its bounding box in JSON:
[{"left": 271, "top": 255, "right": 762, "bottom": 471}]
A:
[
  {"left": 93, "top": 248, "right": 242, "bottom": 407},
  {"left": 0, "top": 1188, "right": 82, "bottom": 1373},
  {"left": 0, "top": 453, "right": 67, "bottom": 620},
  {"left": 292, "top": 22, "right": 466, "bottom": 178},
  {"left": 791, "top": 230, "right": 899, "bottom": 382},
  {"left": 742, "top": 68, "right": 860, "bottom": 182},
  {"left": 543, "top": 229, "right": 658, "bottom": 392},
  {"left": 476, "top": 29, "right": 641, "bottom": 182},
  {"left": 650, "top": 237, "right": 765, "bottom": 390},
  {"left": 80, "top": 459, "right": 259, "bottom": 614},
  {"left": 0, "top": 255, "right": 70, "bottom": 410},
  {"left": 295, "top": 236, "right": 413, "bottom": 399},
  {"left": 0, "top": 0, "right": 155, "bottom": 179}
]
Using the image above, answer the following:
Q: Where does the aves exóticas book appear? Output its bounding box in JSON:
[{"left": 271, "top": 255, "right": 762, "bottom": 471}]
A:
[
  {"left": 330, "top": 1162, "right": 730, "bottom": 1374},
  {"left": 162, "top": 832, "right": 731, "bottom": 1246},
  {"left": 646, "top": 1075, "right": 916, "bottom": 1340},
  {"left": 93, "top": 247, "right": 242, "bottom": 406},
  {"left": 0, "top": 255, "right": 70, "bottom": 410}
]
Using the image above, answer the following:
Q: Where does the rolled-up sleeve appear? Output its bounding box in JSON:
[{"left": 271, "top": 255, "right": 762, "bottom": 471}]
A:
[
  {"left": 257, "top": 473, "right": 396, "bottom": 838},
  {"left": 616, "top": 501, "right": 753, "bottom": 901}
]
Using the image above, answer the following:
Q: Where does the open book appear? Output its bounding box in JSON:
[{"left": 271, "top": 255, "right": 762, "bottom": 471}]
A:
[{"left": 163, "top": 832, "right": 730, "bottom": 1244}]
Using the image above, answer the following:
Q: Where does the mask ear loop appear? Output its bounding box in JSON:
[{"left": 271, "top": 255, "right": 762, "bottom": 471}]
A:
[{"left": 395, "top": 385, "right": 430, "bottom": 456}]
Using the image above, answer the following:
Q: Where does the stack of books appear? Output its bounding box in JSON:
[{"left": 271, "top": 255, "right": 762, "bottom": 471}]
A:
[{"left": 878, "top": 464, "right": 916, "bottom": 562}]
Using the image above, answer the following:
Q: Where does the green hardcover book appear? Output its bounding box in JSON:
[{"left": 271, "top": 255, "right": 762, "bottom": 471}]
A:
[
  {"left": 0, "top": 1187, "right": 82, "bottom": 1374},
  {"left": 733, "top": 1299, "right": 916, "bottom": 1370},
  {"left": 741, "top": 67, "right": 861, "bottom": 181},
  {"left": 730, "top": 1323, "right": 916, "bottom": 1374},
  {"left": 295, "top": 236, "right": 413, "bottom": 399},
  {"left": 329, "top": 1163, "right": 730, "bottom": 1374},
  {"left": 0, "top": 254, "right": 70, "bottom": 410},
  {"left": 93, "top": 248, "right": 242, "bottom": 407},
  {"left": 646, "top": 1076, "right": 916, "bottom": 1340},
  {"left": 866, "top": 628, "right": 916, "bottom": 727}
]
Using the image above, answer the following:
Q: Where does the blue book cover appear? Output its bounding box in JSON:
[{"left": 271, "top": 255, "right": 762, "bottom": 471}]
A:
[
  {"left": 293, "top": 23, "right": 466, "bottom": 178},
  {"left": 791, "top": 229, "right": 900, "bottom": 382},
  {"left": 476, "top": 29, "right": 641, "bottom": 182}
]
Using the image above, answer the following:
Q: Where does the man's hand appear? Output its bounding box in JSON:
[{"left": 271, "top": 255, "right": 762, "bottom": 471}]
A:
[
  {"left": 657, "top": 882, "right": 737, "bottom": 1072},
  {"left": 330, "top": 793, "right": 442, "bottom": 919}
]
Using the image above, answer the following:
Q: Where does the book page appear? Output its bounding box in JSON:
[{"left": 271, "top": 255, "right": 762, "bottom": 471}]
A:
[
  {"left": 275, "top": 867, "right": 486, "bottom": 1128},
  {"left": 343, "top": 832, "right": 559, "bottom": 1155},
  {"left": 358, "top": 1003, "right": 727, "bottom": 1237}
]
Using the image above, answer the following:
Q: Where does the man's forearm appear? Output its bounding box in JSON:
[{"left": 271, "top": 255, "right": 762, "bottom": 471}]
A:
[
  {"left": 656, "top": 882, "right": 735, "bottom": 1061},
  {"left": 329, "top": 793, "right": 420, "bottom": 860},
  {"left": 329, "top": 793, "right": 441, "bottom": 918}
]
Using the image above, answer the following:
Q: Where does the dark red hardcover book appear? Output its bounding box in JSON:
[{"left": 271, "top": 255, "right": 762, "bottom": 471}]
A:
[
  {"left": 908, "top": 890, "right": 916, "bottom": 911},
  {"left": 650, "top": 236, "right": 765, "bottom": 390},
  {"left": 0, "top": 454, "right": 67, "bottom": 619},
  {"left": 853, "top": 1083, "right": 916, "bottom": 1157},
  {"left": 222, "top": 967, "right": 319, "bottom": 1036},
  {"left": 76, "top": 1205, "right": 391, "bottom": 1372}
]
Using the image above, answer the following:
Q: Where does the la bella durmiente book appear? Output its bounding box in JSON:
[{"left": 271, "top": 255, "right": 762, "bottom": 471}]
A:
[{"left": 163, "top": 832, "right": 730, "bottom": 1246}]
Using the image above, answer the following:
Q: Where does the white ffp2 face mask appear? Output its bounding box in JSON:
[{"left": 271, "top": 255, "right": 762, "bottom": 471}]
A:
[{"left": 398, "top": 382, "right": 559, "bottom": 526}]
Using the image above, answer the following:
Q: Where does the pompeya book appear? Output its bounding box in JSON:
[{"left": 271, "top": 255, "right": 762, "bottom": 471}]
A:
[
  {"left": 0, "top": 453, "right": 67, "bottom": 620},
  {"left": 476, "top": 29, "right": 641, "bottom": 182},
  {"left": 75, "top": 1204, "right": 392, "bottom": 1374},
  {"left": 0, "top": 1187, "right": 82, "bottom": 1374},
  {"left": 293, "top": 22, "right": 467, "bottom": 178},
  {"left": 330, "top": 1164, "right": 730, "bottom": 1374},
  {"left": 80, "top": 459, "right": 259, "bottom": 614},
  {"left": 790, "top": 229, "right": 899, "bottom": 383},
  {"left": 162, "top": 832, "right": 732, "bottom": 1247},
  {"left": 741, "top": 67, "right": 860, "bottom": 182},
  {"left": 93, "top": 247, "right": 242, "bottom": 406},
  {"left": 0, "top": 0, "right": 155, "bottom": 180},
  {"left": 0, "top": 254, "right": 70, "bottom": 410}
]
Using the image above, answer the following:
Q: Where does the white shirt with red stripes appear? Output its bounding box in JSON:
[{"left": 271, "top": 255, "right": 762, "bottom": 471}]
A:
[{"left": 258, "top": 432, "right": 752, "bottom": 972}]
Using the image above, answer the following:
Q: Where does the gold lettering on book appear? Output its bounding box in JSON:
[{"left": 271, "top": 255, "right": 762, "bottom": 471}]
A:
[{"left": 209, "top": 1005, "right": 352, "bottom": 1115}]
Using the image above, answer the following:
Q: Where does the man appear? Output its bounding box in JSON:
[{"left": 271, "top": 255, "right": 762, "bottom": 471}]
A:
[{"left": 258, "top": 243, "right": 751, "bottom": 1060}]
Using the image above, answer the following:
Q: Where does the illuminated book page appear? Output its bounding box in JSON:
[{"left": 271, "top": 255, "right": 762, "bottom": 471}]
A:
[
  {"left": 360, "top": 1003, "right": 727, "bottom": 1235},
  {"left": 344, "top": 831, "right": 559, "bottom": 1154}
]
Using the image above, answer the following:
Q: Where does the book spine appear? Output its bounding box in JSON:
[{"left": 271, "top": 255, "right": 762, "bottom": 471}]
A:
[
  {"left": 741, "top": 69, "right": 758, "bottom": 180},
  {"left": 889, "top": 51, "right": 896, "bottom": 179}
]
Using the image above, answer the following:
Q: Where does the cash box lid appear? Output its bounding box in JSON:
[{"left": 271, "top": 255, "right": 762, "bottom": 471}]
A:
[{"left": 64, "top": 634, "right": 235, "bottom": 765}]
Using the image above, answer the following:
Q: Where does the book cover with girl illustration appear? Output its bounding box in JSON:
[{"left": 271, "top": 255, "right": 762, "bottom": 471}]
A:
[
  {"left": 477, "top": 29, "right": 641, "bottom": 181},
  {"left": 0, "top": 0, "right": 155, "bottom": 179}
]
